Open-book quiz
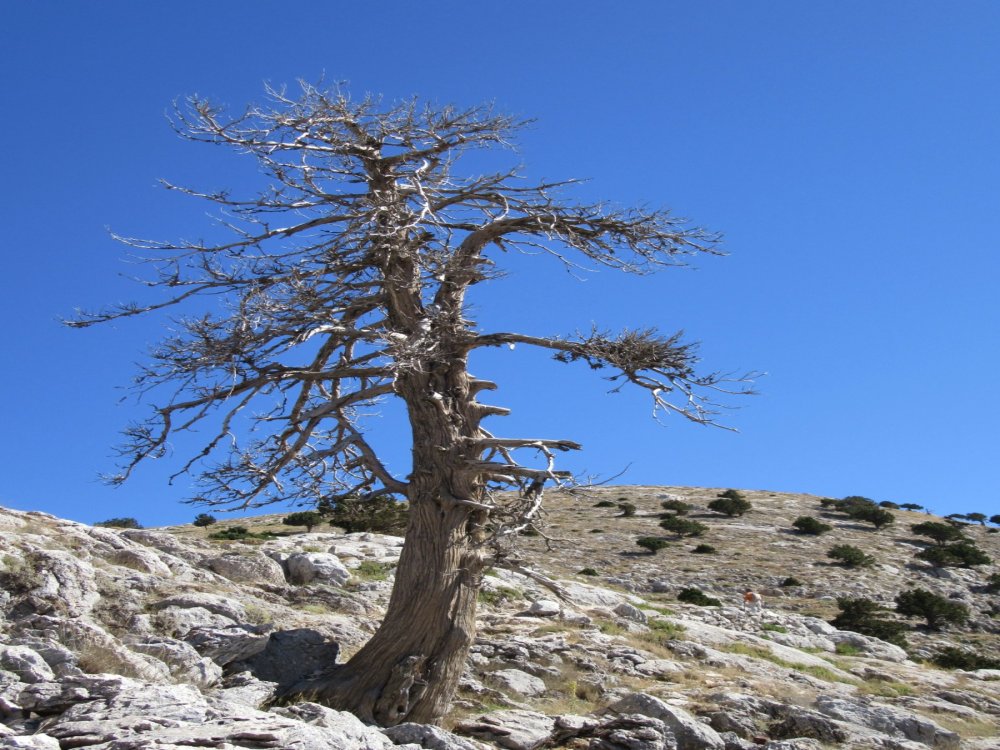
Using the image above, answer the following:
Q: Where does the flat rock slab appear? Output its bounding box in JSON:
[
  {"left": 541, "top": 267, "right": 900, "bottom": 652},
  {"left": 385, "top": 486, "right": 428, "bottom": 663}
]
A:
[{"left": 454, "top": 709, "right": 556, "bottom": 750}]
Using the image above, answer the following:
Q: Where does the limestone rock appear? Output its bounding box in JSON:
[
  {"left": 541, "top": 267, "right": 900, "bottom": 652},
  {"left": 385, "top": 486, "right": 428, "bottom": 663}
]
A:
[
  {"left": 107, "top": 548, "right": 173, "bottom": 577},
  {"left": 454, "top": 709, "right": 556, "bottom": 750},
  {"left": 383, "top": 722, "right": 491, "bottom": 750},
  {"left": 286, "top": 552, "right": 351, "bottom": 586},
  {"left": 184, "top": 624, "right": 273, "bottom": 665},
  {"left": 0, "top": 646, "right": 55, "bottom": 684},
  {"left": 815, "top": 695, "right": 960, "bottom": 749},
  {"left": 230, "top": 628, "right": 340, "bottom": 690},
  {"left": 486, "top": 668, "right": 547, "bottom": 697},
  {"left": 609, "top": 693, "right": 725, "bottom": 750},
  {"left": 525, "top": 599, "right": 561, "bottom": 617},
  {"left": 206, "top": 552, "right": 287, "bottom": 586},
  {"left": 123, "top": 635, "right": 223, "bottom": 687},
  {"left": 151, "top": 591, "right": 249, "bottom": 622}
]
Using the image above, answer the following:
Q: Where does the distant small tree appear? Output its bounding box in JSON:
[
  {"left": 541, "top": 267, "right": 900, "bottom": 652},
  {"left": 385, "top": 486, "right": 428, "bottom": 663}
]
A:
[
  {"left": 830, "top": 597, "right": 907, "bottom": 647},
  {"left": 325, "top": 496, "right": 409, "bottom": 535},
  {"left": 965, "top": 512, "right": 987, "bottom": 526},
  {"left": 594, "top": 500, "right": 616, "bottom": 508},
  {"left": 780, "top": 576, "right": 803, "bottom": 587},
  {"left": 895, "top": 588, "right": 969, "bottom": 630},
  {"left": 878, "top": 500, "right": 900, "bottom": 509},
  {"left": 708, "top": 496, "right": 752, "bottom": 518},
  {"left": 692, "top": 543, "right": 716, "bottom": 554},
  {"left": 827, "top": 544, "right": 875, "bottom": 568},
  {"left": 990, "top": 514, "right": 1000, "bottom": 526},
  {"left": 840, "top": 495, "right": 877, "bottom": 513},
  {"left": 818, "top": 498, "right": 838, "bottom": 508},
  {"left": 716, "top": 489, "right": 746, "bottom": 502},
  {"left": 847, "top": 504, "right": 895, "bottom": 530},
  {"left": 193, "top": 513, "right": 217, "bottom": 527},
  {"left": 95, "top": 517, "right": 142, "bottom": 529},
  {"left": 283, "top": 511, "right": 322, "bottom": 533},
  {"left": 659, "top": 515, "right": 708, "bottom": 537},
  {"left": 792, "top": 516, "right": 832, "bottom": 535},
  {"left": 636, "top": 536, "right": 669, "bottom": 555},
  {"left": 900, "top": 503, "right": 924, "bottom": 511},
  {"left": 932, "top": 647, "right": 1000, "bottom": 671},
  {"left": 910, "top": 521, "right": 967, "bottom": 546},
  {"left": 916, "top": 541, "right": 991, "bottom": 568},
  {"left": 618, "top": 503, "right": 637, "bottom": 517},
  {"left": 660, "top": 499, "right": 691, "bottom": 514}
]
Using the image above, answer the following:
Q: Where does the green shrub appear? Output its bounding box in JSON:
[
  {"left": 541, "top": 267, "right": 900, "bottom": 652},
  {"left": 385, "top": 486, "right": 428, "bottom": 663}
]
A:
[
  {"left": 848, "top": 505, "right": 895, "bottom": 529},
  {"left": 910, "top": 521, "right": 966, "bottom": 546},
  {"left": 830, "top": 597, "right": 908, "bottom": 647},
  {"left": 717, "top": 489, "right": 746, "bottom": 502},
  {"left": 895, "top": 588, "right": 969, "bottom": 630},
  {"left": 636, "top": 536, "right": 669, "bottom": 554},
  {"left": 916, "top": 541, "right": 991, "bottom": 568},
  {"left": 985, "top": 573, "right": 1000, "bottom": 593},
  {"left": 659, "top": 516, "right": 707, "bottom": 537},
  {"left": 594, "top": 500, "right": 616, "bottom": 508},
  {"left": 708, "top": 496, "right": 752, "bottom": 517},
  {"left": 792, "top": 516, "right": 832, "bottom": 535},
  {"left": 692, "top": 544, "right": 716, "bottom": 554},
  {"left": 354, "top": 560, "right": 395, "bottom": 581},
  {"left": 780, "top": 576, "right": 803, "bottom": 587},
  {"left": 660, "top": 499, "right": 692, "bottom": 514},
  {"left": 677, "top": 587, "right": 721, "bottom": 607},
  {"left": 900, "top": 503, "right": 924, "bottom": 511},
  {"left": 990, "top": 514, "right": 1000, "bottom": 525},
  {"left": 578, "top": 567, "right": 599, "bottom": 576},
  {"left": 931, "top": 647, "right": 1000, "bottom": 670},
  {"left": 761, "top": 623, "right": 787, "bottom": 633},
  {"left": 325, "top": 496, "right": 408, "bottom": 534},
  {"left": 879, "top": 501, "right": 900, "bottom": 509},
  {"left": 965, "top": 512, "right": 987, "bottom": 525},
  {"left": 477, "top": 586, "right": 522, "bottom": 606},
  {"left": 618, "top": 503, "right": 637, "bottom": 517},
  {"left": 819, "top": 498, "right": 838, "bottom": 508},
  {"left": 192, "top": 513, "right": 217, "bottom": 527},
  {"left": 827, "top": 544, "right": 875, "bottom": 568},
  {"left": 283, "top": 511, "right": 322, "bottom": 532},
  {"left": 95, "top": 517, "right": 142, "bottom": 529},
  {"left": 209, "top": 525, "right": 262, "bottom": 540}
]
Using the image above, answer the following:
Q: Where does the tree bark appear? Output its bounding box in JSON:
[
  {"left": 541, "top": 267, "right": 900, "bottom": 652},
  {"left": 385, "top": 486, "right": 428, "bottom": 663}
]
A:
[{"left": 288, "top": 355, "right": 488, "bottom": 725}]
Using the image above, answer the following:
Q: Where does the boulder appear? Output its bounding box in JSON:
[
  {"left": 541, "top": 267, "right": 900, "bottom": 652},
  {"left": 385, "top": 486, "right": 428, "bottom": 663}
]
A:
[
  {"left": 286, "top": 552, "right": 351, "bottom": 586},
  {"left": 609, "top": 693, "right": 726, "bottom": 750},
  {"left": 815, "top": 695, "right": 960, "bottom": 749},
  {"left": 124, "top": 635, "right": 223, "bottom": 688},
  {"left": 614, "top": 602, "right": 648, "bottom": 624},
  {"left": 184, "top": 624, "right": 272, "bottom": 666},
  {"left": 107, "top": 548, "right": 173, "bottom": 577},
  {"left": 206, "top": 552, "right": 287, "bottom": 586},
  {"left": 454, "top": 709, "right": 556, "bottom": 750},
  {"left": 0, "top": 645, "right": 55, "bottom": 684},
  {"left": 525, "top": 599, "right": 561, "bottom": 617},
  {"left": 230, "top": 628, "right": 340, "bottom": 691},
  {"left": 383, "top": 722, "right": 489, "bottom": 750},
  {"left": 150, "top": 592, "right": 249, "bottom": 622},
  {"left": 486, "top": 668, "right": 547, "bottom": 697}
]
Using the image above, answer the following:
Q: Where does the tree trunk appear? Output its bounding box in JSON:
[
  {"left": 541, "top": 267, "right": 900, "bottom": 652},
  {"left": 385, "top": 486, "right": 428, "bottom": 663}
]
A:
[{"left": 287, "top": 361, "right": 488, "bottom": 726}]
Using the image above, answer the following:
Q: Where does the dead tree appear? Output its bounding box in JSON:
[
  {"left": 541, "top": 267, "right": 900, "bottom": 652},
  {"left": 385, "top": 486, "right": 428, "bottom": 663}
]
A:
[{"left": 71, "top": 83, "right": 753, "bottom": 725}]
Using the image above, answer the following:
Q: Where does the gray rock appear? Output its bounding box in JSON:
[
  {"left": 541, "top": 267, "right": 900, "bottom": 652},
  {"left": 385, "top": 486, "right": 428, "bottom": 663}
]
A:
[
  {"left": 815, "top": 695, "right": 960, "bottom": 749},
  {"left": 828, "top": 631, "right": 908, "bottom": 663},
  {"left": 268, "top": 702, "right": 396, "bottom": 748},
  {"left": 231, "top": 628, "right": 339, "bottom": 690},
  {"left": 454, "top": 709, "right": 556, "bottom": 750},
  {"left": 206, "top": 552, "right": 287, "bottom": 586},
  {"left": 154, "top": 605, "right": 239, "bottom": 637},
  {"left": 486, "top": 668, "right": 547, "bottom": 697},
  {"left": 0, "top": 736, "right": 61, "bottom": 749},
  {"left": 185, "top": 624, "right": 273, "bottom": 665},
  {"left": 614, "top": 602, "right": 648, "bottom": 624},
  {"left": 383, "top": 722, "right": 488, "bottom": 750},
  {"left": 211, "top": 670, "right": 278, "bottom": 708},
  {"left": 526, "top": 599, "right": 561, "bottom": 617},
  {"left": 286, "top": 552, "right": 351, "bottom": 586},
  {"left": 7, "top": 637, "right": 81, "bottom": 677},
  {"left": 610, "top": 693, "right": 725, "bottom": 750},
  {"left": 0, "top": 645, "right": 55, "bottom": 683},
  {"left": 151, "top": 591, "right": 249, "bottom": 622},
  {"left": 107, "top": 548, "right": 173, "bottom": 577},
  {"left": 124, "top": 635, "right": 223, "bottom": 687}
]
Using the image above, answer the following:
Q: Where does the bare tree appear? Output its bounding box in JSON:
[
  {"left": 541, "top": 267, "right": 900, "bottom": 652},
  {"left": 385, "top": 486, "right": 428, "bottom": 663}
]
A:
[{"left": 71, "top": 82, "right": 753, "bottom": 725}]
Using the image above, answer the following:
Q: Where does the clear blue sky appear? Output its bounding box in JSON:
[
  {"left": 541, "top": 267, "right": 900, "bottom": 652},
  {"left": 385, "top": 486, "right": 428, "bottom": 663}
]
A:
[{"left": 2, "top": 2, "right": 998, "bottom": 525}]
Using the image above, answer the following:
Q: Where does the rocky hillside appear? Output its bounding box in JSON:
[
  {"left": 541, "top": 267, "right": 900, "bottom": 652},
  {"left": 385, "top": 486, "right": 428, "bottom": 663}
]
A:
[{"left": 1, "top": 486, "right": 998, "bottom": 749}]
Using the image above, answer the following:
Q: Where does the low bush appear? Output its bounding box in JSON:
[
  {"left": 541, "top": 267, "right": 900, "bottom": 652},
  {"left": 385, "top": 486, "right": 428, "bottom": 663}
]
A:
[
  {"left": 910, "top": 521, "right": 967, "bottom": 546},
  {"left": 594, "top": 500, "right": 616, "bottom": 508},
  {"left": 830, "top": 597, "right": 908, "bottom": 647},
  {"left": 879, "top": 501, "right": 900, "bottom": 509},
  {"left": 708, "top": 495, "right": 752, "bottom": 517},
  {"left": 325, "top": 496, "right": 408, "bottom": 534},
  {"left": 792, "top": 516, "right": 832, "bottom": 535},
  {"left": 283, "top": 511, "right": 322, "bottom": 533},
  {"left": 900, "top": 503, "right": 924, "bottom": 511},
  {"left": 578, "top": 567, "right": 598, "bottom": 576},
  {"left": 916, "top": 541, "right": 991, "bottom": 568},
  {"left": 636, "top": 536, "right": 669, "bottom": 555},
  {"left": 95, "top": 517, "right": 142, "bottom": 529},
  {"left": 692, "top": 544, "right": 716, "bottom": 554},
  {"left": 207, "top": 525, "right": 277, "bottom": 541},
  {"left": 677, "top": 587, "right": 721, "bottom": 607},
  {"left": 660, "top": 499, "right": 691, "bottom": 514},
  {"left": 931, "top": 647, "right": 1000, "bottom": 670},
  {"left": 780, "top": 576, "right": 803, "bottom": 587},
  {"left": 192, "top": 513, "right": 217, "bottom": 527},
  {"left": 827, "top": 544, "right": 875, "bottom": 568},
  {"left": 895, "top": 588, "right": 969, "bottom": 630},
  {"left": 659, "top": 515, "right": 707, "bottom": 537},
  {"left": 618, "top": 503, "right": 637, "bottom": 517}
]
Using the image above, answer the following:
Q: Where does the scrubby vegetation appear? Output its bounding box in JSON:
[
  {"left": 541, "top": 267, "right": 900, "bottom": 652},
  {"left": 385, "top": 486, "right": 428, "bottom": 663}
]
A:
[
  {"left": 192, "top": 513, "right": 217, "bottom": 527},
  {"left": 830, "top": 597, "right": 908, "bottom": 647},
  {"left": 894, "top": 588, "right": 969, "bottom": 630},
  {"left": 283, "top": 511, "right": 322, "bottom": 533},
  {"left": 708, "top": 490, "right": 752, "bottom": 517},
  {"left": 636, "top": 536, "right": 669, "bottom": 554},
  {"left": 916, "top": 542, "right": 991, "bottom": 568},
  {"left": 660, "top": 499, "right": 691, "bottom": 514},
  {"left": 322, "top": 496, "right": 408, "bottom": 534},
  {"left": 95, "top": 517, "right": 142, "bottom": 529},
  {"left": 792, "top": 516, "right": 832, "bottom": 535},
  {"left": 827, "top": 544, "right": 875, "bottom": 568},
  {"left": 659, "top": 516, "right": 707, "bottom": 537},
  {"left": 677, "top": 587, "right": 721, "bottom": 607}
]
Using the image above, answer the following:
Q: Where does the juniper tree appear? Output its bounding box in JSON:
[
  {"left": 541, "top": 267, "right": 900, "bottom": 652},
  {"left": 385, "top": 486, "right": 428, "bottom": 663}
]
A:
[{"left": 70, "top": 83, "right": 751, "bottom": 725}]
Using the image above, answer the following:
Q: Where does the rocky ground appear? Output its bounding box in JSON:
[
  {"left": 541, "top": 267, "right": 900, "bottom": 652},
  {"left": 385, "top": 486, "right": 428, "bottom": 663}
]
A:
[{"left": 1, "top": 486, "right": 998, "bottom": 749}]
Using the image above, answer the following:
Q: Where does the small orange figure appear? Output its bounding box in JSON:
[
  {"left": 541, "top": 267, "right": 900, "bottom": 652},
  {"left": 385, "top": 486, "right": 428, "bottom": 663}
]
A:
[{"left": 742, "top": 589, "right": 763, "bottom": 612}]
